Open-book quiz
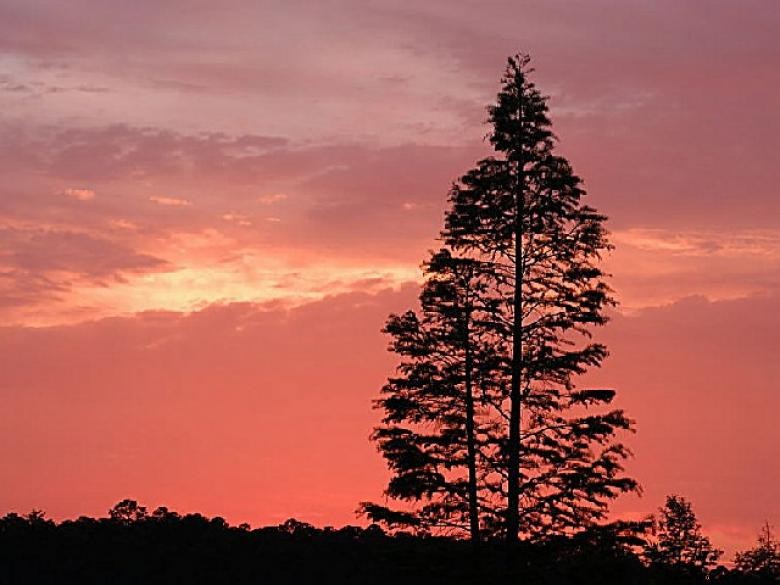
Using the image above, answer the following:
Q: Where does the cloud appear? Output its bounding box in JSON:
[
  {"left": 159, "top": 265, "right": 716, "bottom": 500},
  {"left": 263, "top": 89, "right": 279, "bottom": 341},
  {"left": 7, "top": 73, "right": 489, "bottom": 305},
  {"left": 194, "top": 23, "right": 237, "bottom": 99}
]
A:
[
  {"left": 150, "top": 196, "right": 191, "bottom": 207},
  {"left": 258, "top": 193, "right": 287, "bottom": 205},
  {"left": 0, "top": 226, "right": 165, "bottom": 278},
  {"left": 222, "top": 213, "right": 251, "bottom": 227},
  {"left": 0, "top": 226, "right": 169, "bottom": 324},
  {"left": 0, "top": 218, "right": 423, "bottom": 325},
  {"left": 0, "top": 269, "right": 68, "bottom": 310},
  {"left": 109, "top": 219, "right": 138, "bottom": 230},
  {"left": 0, "top": 74, "right": 30, "bottom": 93},
  {"left": 608, "top": 228, "right": 780, "bottom": 310},
  {"left": 0, "top": 121, "right": 480, "bottom": 264},
  {"left": 3, "top": 117, "right": 780, "bottom": 321},
  {"left": 614, "top": 229, "right": 780, "bottom": 258},
  {"left": 0, "top": 123, "right": 289, "bottom": 183},
  {"left": 61, "top": 187, "right": 95, "bottom": 201}
]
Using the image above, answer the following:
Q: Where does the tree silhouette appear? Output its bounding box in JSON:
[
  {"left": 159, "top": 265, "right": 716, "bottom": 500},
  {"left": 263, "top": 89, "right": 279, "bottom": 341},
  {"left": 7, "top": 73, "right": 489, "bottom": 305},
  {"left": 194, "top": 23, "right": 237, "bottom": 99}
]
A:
[
  {"left": 360, "top": 250, "right": 502, "bottom": 541},
  {"left": 443, "top": 53, "right": 637, "bottom": 543},
  {"left": 364, "top": 54, "right": 636, "bottom": 544},
  {"left": 109, "top": 499, "right": 148, "bottom": 524},
  {"left": 644, "top": 495, "right": 722, "bottom": 575},
  {"left": 734, "top": 522, "right": 779, "bottom": 580},
  {"left": 4, "top": 500, "right": 765, "bottom": 584}
]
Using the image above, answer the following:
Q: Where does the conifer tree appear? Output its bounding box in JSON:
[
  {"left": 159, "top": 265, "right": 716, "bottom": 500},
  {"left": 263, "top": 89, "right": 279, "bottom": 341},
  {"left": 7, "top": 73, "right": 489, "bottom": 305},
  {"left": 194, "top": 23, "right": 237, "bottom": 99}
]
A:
[
  {"left": 734, "top": 522, "right": 780, "bottom": 579},
  {"left": 644, "top": 495, "right": 722, "bottom": 574},
  {"left": 364, "top": 54, "right": 636, "bottom": 544},
  {"left": 360, "top": 250, "right": 501, "bottom": 541},
  {"left": 442, "top": 54, "right": 636, "bottom": 541}
]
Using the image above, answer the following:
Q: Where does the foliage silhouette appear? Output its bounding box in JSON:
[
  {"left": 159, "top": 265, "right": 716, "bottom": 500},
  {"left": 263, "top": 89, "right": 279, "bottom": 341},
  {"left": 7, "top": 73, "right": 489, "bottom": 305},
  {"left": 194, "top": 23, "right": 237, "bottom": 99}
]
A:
[
  {"left": 360, "top": 250, "right": 502, "bottom": 541},
  {"left": 1, "top": 501, "right": 775, "bottom": 585},
  {"left": 734, "top": 522, "right": 779, "bottom": 580},
  {"left": 644, "top": 495, "right": 723, "bottom": 577},
  {"left": 363, "top": 53, "right": 637, "bottom": 543}
]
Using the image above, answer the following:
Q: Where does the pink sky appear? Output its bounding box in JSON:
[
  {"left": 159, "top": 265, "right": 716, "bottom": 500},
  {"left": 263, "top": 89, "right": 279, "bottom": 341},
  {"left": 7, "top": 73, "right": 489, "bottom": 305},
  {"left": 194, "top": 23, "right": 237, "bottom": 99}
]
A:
[{"left": 0, "top": 0, "right": 778, "bottom": 558}]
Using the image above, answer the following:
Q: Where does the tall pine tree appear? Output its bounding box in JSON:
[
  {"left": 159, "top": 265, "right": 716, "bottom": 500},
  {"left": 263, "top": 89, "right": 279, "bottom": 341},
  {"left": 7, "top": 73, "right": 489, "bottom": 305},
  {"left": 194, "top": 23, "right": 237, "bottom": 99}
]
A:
[
  {"left": 364, "top": 54, "right": 636, "bottom": 544},
  {"left": 443, "top": 54, "right": 636, "bottom": 542}
]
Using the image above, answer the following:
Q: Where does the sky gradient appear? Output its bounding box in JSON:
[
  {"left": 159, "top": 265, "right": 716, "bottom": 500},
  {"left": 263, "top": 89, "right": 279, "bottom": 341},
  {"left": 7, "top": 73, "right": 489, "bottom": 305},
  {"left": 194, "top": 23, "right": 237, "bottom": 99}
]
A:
[{"left": 1, "top": 0, "right": 778, "bottom": 558}]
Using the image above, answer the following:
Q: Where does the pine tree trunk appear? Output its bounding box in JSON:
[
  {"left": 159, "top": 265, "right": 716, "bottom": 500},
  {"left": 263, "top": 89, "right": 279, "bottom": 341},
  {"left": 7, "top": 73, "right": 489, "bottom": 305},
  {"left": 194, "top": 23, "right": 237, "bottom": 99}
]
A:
[
  {"left": 505, "top": 164, "right": 523, "bottom": 544},
  {"left": 463, "top": 298, "right": 480, "bottom": 544}
]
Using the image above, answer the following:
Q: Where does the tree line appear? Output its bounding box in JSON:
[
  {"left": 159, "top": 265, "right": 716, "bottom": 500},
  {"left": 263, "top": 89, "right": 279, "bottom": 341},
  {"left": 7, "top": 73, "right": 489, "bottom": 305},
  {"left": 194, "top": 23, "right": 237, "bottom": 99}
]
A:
[{"left": 0, "top": 498, "right": 776, "bottom": 584}]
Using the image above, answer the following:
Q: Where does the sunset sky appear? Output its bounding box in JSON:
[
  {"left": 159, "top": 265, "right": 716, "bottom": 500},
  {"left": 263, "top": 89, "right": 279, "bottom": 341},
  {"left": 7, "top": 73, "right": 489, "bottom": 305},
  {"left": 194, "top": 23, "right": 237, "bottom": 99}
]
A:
[{"left": 1, "top": 0, "right": 778, "bottom": 558}]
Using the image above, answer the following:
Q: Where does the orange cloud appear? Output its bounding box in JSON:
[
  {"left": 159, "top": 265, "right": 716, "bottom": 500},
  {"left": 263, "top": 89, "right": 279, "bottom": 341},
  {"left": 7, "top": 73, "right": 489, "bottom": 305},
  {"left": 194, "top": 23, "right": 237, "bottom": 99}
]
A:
[
  {"left": 109, "top": 219, "right": 138, "bottom": 230},
  {"left": 61, "top": 187, "right": 95, "bottom": 201},
  {"left": 222, "top": 213, "right": 252, "bottom": 227},
  {"left": 150, "top": 196, "right": 192, "bottom": 207},
  {"left": 608, "top": 229, "right": 780, "bottom": 310},
  {"left": 258, "top": 193, "right": 288, "bottom": 205}
]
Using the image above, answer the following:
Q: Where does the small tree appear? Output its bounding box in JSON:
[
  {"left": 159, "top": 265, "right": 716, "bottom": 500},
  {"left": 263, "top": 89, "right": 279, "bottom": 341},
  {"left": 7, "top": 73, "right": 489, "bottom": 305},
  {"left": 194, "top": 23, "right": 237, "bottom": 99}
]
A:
[
  {"left": 644, "top": 495, "right": 722, "bottom": 574},
  {"left": 361, "top": 250, "right": 502, "bottom": 541},
  {"left": 734, "top": 522, "right": 779, "bottom": 579},
  {"left": 109, "top": 499, "right": 147, "bottom": 524}
]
